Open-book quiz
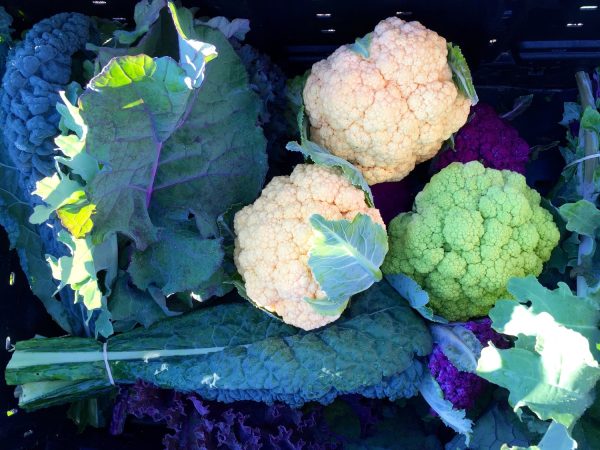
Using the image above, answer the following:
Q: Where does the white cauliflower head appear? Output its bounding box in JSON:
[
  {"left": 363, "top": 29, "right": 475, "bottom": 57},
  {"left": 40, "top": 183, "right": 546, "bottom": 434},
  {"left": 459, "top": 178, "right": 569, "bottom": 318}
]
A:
[
  {"left": 303, "top": 17, "right": 472, "bottom": 184},
  {"left": 234, "top": 164, "right": 384, "bottom": 330}
]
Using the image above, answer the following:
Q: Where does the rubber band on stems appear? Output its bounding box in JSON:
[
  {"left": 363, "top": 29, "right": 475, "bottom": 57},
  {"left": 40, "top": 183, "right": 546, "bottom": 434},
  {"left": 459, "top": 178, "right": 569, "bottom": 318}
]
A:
[{"left": 103, "top": 342, "right": 115, "bottom": 385}]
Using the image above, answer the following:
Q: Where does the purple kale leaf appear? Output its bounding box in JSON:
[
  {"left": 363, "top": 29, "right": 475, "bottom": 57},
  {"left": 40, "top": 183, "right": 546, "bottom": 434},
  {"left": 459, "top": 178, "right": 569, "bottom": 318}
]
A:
[{"left": 111, "top": 381, "right": 342, "bottom": 449}]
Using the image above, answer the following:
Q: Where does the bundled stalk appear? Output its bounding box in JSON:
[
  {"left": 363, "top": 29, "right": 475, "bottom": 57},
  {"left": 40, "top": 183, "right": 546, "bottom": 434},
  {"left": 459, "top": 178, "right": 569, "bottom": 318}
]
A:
[{"left": 5, "top": 283, "right": 432, "bottom": 411}]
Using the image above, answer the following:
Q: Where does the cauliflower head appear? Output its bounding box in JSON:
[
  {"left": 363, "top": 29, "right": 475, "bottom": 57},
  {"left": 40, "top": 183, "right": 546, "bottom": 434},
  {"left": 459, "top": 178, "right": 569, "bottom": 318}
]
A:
[
  {"left": 303, "top": 17, "right": 471, "bottom": 185},
  {"left": 382, "top": 161, "right": 560, "bottom": 321},
  {"left": 433, "top": 103, "right": 530, "bottom": 174},
  {"left": 234, "top": 164, "right": 384, "bottom": 330}
]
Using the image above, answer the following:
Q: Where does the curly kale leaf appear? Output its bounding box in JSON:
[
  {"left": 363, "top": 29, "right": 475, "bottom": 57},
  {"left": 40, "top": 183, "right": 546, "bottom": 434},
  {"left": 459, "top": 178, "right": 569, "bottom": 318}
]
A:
[
  {"left": 0, "top": 138, "right": 76, "bottom": 333},
  {"left": 110, "top": 381, "right": 341, "bottom": 449},
  {"left": 0, "top": 6, "right": 13, "bottom": 80},
  {"left": 0, "top": 12, "right": 93, "bottom": 335},
  {"left": 1, "top": 12, "right": 91, "bottom": 190}
]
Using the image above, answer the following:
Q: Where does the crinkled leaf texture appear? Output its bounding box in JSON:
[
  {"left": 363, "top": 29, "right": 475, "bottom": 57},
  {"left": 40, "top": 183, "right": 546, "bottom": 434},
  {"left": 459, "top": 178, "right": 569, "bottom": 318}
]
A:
[
  {"left": 306, "top": 213, "right": 388, "bottom": 315},
  {"left": 477, "top": 276, "right": 600, "bottom": 429},
  {"left": 7, "top": 281, "right": 432, "bottom": 410},
  {"left": 0, "top": 142, "right": 74, "bottom": 334}
]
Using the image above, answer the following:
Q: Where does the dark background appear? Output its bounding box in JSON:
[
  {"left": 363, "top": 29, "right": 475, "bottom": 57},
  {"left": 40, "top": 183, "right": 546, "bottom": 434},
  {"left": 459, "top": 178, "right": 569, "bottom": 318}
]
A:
[
  {"left": 4, "top": 0, "right": 600, "bottom": 84},
  {"left": 1, "top": 0, "right": 598, "bottom": 448}
]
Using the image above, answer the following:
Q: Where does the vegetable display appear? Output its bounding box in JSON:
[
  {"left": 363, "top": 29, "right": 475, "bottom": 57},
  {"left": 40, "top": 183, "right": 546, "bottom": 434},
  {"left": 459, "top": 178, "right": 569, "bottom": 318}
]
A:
[{"left": 1, "top": 1, "right": 599, "bottom": 449}]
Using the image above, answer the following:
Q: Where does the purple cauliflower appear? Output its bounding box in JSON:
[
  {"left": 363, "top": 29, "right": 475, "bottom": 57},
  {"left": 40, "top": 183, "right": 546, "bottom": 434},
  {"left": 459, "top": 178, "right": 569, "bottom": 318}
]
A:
[
  {"left": 111, "top": 381, "right": 342, "bottom": 450},
  {"left": 429, "top": 319, "right": 510, "bottom": 410},
  {"left": 371, "top": 165, "right": 429, "bottom": 225},
  {"left": 433, "top": 103, "right": 530, "bottom": 174}
]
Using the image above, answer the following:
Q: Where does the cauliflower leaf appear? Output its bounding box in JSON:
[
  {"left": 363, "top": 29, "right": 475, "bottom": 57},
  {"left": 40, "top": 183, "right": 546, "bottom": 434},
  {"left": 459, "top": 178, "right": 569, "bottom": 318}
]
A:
[
  {"left": 477, "top": 276, "right": 600, "bottom": 429},
  {"left": 559, "top": 199, "right": 600, "bottom": 237},
  {"left": 287, "top": 140, "right": 375, "bottom": 206},
  {"left": 430, "top": 324, "right": 482, "bottom": 373},
  {"left": 447, "top": 403, "right": 547, "bottom": 450},
  {"left": 349, "top": 32, "right": 373, "bottom": 58},
  {"left": 419, "top": 371, "right": 473, "bottom": 444},
  {"left": 307, "top": 213, "right": 388, "bottom": 315},
  {"left": 447, "top": 43, "right": 479, "bottom": 105},
  {"left": 503, "top": 422, "right": 577, "bottom": 450},
  {"left": 29, "top": 3, "right": 268, "bottom": 333},
  {"left": 385, "top": 273, "right": 448, "bottom": 323}
]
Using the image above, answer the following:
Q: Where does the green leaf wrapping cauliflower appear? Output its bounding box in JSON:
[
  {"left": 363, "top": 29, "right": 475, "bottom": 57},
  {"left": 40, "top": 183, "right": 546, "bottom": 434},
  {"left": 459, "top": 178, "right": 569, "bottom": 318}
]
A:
[
  {"left": 382, "top": 162, "right": 560, "bottom": 321},
  {"left": 303, "top": 17, "right": 472, "bottom": 185},
  {"left": 234, "top": 164, "right": 385, "bottom": 330}
]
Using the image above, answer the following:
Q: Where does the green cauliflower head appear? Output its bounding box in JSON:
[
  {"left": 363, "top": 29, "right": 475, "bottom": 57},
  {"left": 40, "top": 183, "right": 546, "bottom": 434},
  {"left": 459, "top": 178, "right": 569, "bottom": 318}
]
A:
[{"left": 382, "top": 161, "right": 560, "bottom": 321}]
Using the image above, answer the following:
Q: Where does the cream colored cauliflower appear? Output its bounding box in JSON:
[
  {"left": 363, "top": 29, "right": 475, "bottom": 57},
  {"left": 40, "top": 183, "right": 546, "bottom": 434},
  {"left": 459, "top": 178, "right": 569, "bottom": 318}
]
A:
[
  {"left": 303, "top": 17, "right": 472, "bottom": 184},
  {"left": 234, "top": 164, "right": 384, "bottom": 330}
]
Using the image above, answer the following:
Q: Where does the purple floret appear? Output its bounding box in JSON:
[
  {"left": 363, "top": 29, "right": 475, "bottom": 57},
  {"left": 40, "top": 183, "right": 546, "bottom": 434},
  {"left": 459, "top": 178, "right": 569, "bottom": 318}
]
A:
[
  {"left": 110, "top": 381, "right": 341, "bottom": 450},
  {"left": 429, "top": 319, "right": 510, "bottom": 410},
  {"left": 433, "top": 104, "right": 530, "bottom": 174}
]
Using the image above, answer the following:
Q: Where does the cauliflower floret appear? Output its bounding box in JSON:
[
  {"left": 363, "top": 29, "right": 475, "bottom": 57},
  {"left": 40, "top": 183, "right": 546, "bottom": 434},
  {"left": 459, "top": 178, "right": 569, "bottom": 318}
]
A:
[
  {"left": 303, "top": 17, "right": 471, "bottom": 184},
  {"left": 382, "top": 161, "right": 560, "bottom": 321},
  {"left": 234, "top": 164, "right": 384, "bottom": 330}
]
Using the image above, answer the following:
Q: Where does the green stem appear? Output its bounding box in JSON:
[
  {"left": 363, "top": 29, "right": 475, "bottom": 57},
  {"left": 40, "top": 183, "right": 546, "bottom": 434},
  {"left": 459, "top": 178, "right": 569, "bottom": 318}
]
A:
[
  {"left": 8, "top": 346, "right": 234, "bottom": 369},
  {"left": 574, "top": 71, "right": 599, "bottom": 297},
  {"left": 575, "top": 72, "right": 598, "bottom": 197}
]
